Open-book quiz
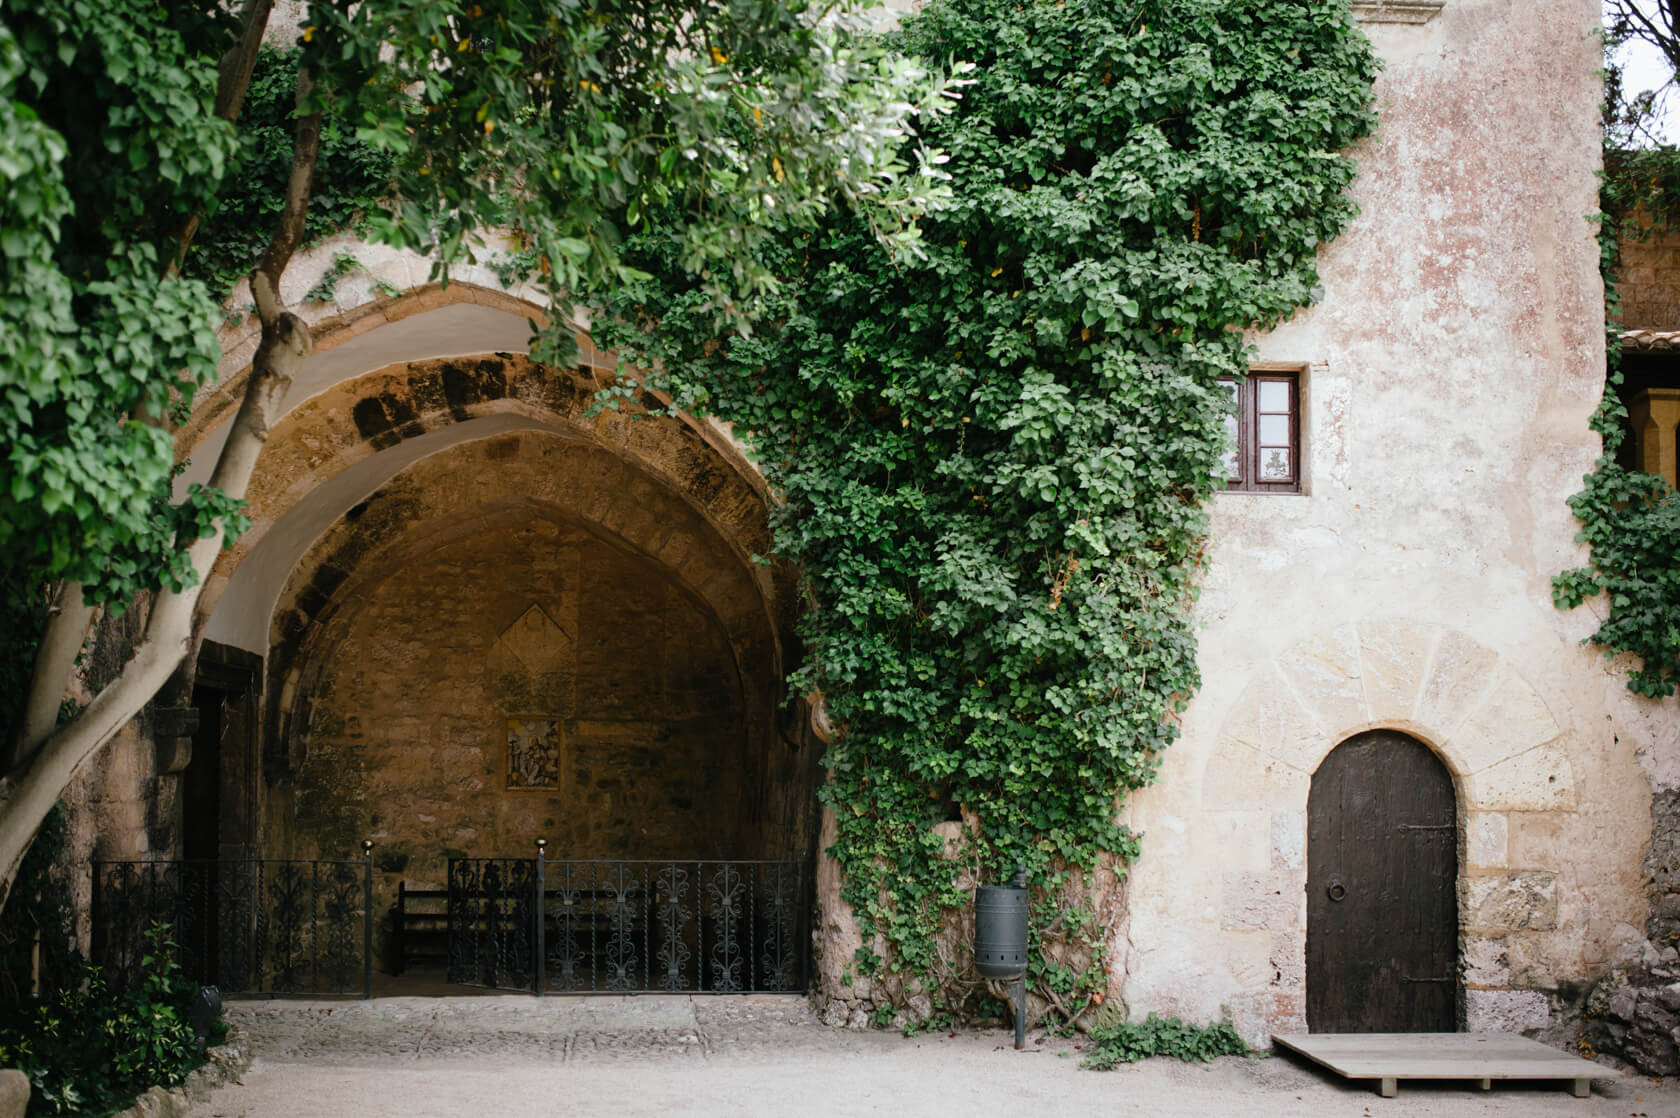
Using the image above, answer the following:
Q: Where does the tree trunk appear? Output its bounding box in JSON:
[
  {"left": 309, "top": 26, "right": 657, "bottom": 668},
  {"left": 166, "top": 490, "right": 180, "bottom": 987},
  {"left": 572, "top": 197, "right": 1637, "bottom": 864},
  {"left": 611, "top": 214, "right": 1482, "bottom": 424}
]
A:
[{"left": 0, "top": 37, "right": 321, "bottom": 903}]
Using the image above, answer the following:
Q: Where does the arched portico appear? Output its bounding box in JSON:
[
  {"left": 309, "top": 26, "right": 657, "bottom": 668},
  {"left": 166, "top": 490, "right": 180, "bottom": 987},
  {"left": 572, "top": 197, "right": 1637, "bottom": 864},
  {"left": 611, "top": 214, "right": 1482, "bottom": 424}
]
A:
[{"left": 172, "top": 280, "right": 815, "bottom": 977}]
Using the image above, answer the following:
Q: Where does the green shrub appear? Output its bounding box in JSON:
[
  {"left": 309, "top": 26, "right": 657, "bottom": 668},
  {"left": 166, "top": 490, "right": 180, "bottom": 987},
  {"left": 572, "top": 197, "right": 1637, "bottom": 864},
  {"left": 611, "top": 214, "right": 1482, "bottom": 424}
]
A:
[
  {"left": 0, "top": 925, "right": 216, "bottom": 1117},
  {"left": 1081, "top": 1012, "right": 1248, "bottom": 1070}
]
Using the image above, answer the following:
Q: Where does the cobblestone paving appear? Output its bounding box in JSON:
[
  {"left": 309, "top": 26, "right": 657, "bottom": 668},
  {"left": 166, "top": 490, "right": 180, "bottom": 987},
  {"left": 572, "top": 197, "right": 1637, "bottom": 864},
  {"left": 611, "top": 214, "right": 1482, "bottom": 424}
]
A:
[{"left": 227, "top": 995, "right": 869, "bottom": 1065}]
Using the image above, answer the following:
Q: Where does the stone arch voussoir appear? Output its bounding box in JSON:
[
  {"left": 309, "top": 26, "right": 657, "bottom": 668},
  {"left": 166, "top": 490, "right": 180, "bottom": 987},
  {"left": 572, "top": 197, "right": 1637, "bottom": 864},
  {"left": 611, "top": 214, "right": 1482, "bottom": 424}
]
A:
[{"left": 1205, "top": 618, "right": 1575, "bottom": 815}]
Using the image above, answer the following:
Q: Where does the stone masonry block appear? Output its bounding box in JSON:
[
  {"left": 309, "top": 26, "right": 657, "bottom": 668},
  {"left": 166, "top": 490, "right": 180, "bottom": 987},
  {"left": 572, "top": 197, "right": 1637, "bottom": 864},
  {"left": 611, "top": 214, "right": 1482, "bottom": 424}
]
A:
[
  {"left": 1221, "top": 869, "right": 1304, "bottom": 933},
  {"left": 1269, "top": 930, "right": 1305, "bottom": 986},
  {"left": 1201, "top": 738, "right": 1307, "bottom": 811},
  {"left": 1462, "top": 936, "right": 1510, "bottom": 987},
  {"left": 1219, "top": 669, "right": 1328, "bottom": 769},
  {"left": 1465, "top": 989, "right": 1550, "bottom": 1032},
  {"left": 1465, "top": 872, "right": 1558, "bottom": 933},
  {"left": 1271, "top": 811, "right": 1305, "bottom": 869},
  {"left": 1355, "top": 618, "right": 1434, "bottom": 724},
  {"left": 1468, "top": 812, "right": 1509, "bottom": 868},
  {"left": 1464, "top": 741, "right": 1576, "bottom": 812},
  {"left": 1413, "top": 629, "right": 1499, "bottom": 735},
  {"left": 1274, "top": 626, "right": 1369, "bottom": 740},
  {"left": 1451, "top": 666, "right": 1562, "bottom": 775}
]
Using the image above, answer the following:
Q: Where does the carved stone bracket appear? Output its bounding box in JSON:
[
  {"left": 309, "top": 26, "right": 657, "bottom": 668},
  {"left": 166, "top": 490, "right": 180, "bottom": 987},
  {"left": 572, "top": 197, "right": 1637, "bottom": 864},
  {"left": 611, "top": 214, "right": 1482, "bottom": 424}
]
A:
[
  {"left": 1352, "top": 1, "right": 1444, "bottom": 23},
  {"left": 152, "top": 705, "right": 200, "bottom": 775}
]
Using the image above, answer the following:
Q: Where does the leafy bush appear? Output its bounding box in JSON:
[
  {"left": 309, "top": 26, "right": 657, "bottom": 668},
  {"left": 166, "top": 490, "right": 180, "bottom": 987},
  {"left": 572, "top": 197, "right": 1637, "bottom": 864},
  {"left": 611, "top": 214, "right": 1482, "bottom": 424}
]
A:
[
  {"left": 1081, "top": 1012, "right": 1248, "bottom": 1070},
  {"left": 0, "top": 926, "right": 216, "bottom": 1117}
]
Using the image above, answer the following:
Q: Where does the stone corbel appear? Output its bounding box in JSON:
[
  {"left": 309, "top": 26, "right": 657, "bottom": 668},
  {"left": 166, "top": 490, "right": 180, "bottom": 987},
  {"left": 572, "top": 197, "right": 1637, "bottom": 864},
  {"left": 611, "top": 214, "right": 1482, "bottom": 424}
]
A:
[
  {"left": 151, "top": 705, "right": 200, "bottom": 775},
  {"left": 1352, "top": 1, "right": 1445, "bottom": 23}
]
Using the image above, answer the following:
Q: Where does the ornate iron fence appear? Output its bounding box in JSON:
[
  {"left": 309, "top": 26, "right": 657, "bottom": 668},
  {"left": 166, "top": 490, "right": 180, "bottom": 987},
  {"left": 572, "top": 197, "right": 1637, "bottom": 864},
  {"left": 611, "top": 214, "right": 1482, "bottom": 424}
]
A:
[
  {"left": 91, "top": 851, "right": 373, "bottom": 997},
  {"left": 448, "top": 853, "right": 809, "bottom": 995}
]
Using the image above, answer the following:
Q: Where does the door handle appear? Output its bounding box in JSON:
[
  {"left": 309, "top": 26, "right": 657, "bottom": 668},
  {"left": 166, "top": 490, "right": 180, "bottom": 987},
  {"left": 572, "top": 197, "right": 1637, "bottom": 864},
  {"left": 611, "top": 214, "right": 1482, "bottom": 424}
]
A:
[{"left": 1326, "top": 878, "right": 1347, "bottom": 902}]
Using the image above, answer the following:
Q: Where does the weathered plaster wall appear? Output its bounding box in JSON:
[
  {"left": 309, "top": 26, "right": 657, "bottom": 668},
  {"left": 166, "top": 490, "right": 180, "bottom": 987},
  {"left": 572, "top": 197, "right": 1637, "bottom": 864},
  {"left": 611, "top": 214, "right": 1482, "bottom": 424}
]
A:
[{"left": 1115, "top": 0, "right": 1673, "bottom": 1044}]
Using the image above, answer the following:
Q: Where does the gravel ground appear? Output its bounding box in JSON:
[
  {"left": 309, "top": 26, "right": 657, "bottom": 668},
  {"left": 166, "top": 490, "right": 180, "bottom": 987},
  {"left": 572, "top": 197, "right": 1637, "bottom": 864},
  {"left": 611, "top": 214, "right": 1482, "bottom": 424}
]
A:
[{"left": 184, "top": 996, "right": 1680, "bottom": 1118}]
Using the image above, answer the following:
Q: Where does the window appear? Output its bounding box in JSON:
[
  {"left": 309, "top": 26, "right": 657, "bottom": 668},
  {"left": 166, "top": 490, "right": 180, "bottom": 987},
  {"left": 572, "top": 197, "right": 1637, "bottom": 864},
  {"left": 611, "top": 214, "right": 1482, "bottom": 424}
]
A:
[{"left": 1219, "top": 370, "right": 1301, "bottom": 493}]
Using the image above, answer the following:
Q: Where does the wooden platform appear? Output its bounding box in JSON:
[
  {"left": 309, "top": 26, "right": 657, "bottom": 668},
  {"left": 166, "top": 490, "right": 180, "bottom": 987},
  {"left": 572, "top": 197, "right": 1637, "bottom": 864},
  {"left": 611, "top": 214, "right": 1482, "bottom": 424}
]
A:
[{"left": 1272, "top": 1033, "right": 1625, "bottom": 1099}]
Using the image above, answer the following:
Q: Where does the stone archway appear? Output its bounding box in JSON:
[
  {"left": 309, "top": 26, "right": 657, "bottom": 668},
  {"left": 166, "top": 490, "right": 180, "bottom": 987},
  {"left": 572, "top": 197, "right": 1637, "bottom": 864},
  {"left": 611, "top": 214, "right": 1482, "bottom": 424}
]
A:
[
  {"left": 1193, "top": 618, "right": 1577, "bottom": 1035},
  {"left": 177, "top": 285, "right": 818, "bottom": 980}
]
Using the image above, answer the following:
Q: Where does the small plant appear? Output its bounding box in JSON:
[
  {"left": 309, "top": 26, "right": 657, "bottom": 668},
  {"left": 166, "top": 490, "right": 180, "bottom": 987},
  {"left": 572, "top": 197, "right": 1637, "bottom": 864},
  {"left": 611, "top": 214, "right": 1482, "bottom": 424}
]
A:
[
  {"left": 1080, "top": 1012, "right": 1249, "bottom": 1070},
  {"left": 303, "top": 249, "right": 362, "bottom": 304},
  {"left": 0, "top": 924, "right": 216, "bottom": 1116}
]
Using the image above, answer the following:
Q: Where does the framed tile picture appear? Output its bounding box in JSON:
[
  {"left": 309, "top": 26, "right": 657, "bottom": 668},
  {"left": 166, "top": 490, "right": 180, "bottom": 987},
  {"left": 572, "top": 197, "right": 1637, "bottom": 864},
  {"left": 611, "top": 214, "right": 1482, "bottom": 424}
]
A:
[{"left": 506, "top": 717, "right": 562, "bottom": 790}]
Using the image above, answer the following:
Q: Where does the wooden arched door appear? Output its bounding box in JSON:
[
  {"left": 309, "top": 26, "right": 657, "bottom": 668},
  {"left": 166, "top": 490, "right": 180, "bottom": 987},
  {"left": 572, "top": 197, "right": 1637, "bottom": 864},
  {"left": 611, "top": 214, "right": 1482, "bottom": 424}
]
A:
[{"left": 1307, "top": 730, "right": 1458, "bottom": 1033}]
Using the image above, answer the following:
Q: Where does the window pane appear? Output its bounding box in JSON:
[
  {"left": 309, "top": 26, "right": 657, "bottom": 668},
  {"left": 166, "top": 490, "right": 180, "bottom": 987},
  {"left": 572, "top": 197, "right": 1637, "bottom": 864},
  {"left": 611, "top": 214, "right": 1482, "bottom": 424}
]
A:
[
  {"left": 1219, "top": 380, "right": 1240, "bottom": 480},
  {"left": 1259, "top": 413, "right": 1291, "bottom": 446},
  {"left": 1258, "top": 380, "right": 1291, "bottom": 413},
  {"left": 1260, "top": 447, "right": 1291, "bottom": 479}
]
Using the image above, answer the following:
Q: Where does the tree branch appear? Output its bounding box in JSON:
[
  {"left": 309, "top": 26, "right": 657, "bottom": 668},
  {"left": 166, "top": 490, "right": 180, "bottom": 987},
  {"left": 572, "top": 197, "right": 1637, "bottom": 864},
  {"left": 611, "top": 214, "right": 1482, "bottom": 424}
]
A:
[
  {"left": 5, "top": 584, "right": 95, "bottom": 771},
  {"left": 0, "top": 54, "right": 323, "bottom": 904},
  {"left": 256, "top": 68, "right": 322, "bottom": 287},
  {"left": 171, "top": 0, "right": 279, "bottom": 275}
]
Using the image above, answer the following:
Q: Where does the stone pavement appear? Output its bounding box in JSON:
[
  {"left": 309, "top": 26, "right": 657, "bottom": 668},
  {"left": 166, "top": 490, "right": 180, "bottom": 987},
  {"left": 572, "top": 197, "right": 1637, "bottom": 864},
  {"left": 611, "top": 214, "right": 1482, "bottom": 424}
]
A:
[{"left": 184, "top": 996, "right": 1680, "bottom": 1118}]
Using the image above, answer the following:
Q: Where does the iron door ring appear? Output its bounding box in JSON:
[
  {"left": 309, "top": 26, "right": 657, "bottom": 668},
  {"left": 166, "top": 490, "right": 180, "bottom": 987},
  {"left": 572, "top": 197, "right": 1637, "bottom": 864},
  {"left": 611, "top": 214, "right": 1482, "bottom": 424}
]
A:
[{"left": 1327, "top": 878, "right": 1347, "bottom": 902}]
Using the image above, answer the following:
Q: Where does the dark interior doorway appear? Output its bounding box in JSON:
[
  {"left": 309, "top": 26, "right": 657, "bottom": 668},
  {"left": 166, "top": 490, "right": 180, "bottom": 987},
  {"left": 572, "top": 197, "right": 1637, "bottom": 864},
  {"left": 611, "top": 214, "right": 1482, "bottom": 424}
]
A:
[
  {"left": 183, "top": 687, "right": 224, "bottom": 863},
  {"left": 1307, "top": 730, "right": 1458, "bottom": 1033}
]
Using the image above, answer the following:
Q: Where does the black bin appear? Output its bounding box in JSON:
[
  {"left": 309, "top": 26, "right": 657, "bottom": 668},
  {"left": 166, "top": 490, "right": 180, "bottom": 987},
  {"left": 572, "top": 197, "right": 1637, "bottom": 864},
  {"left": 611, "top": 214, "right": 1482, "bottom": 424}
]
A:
[{"left": 974, "top": 875, "right": 1028, "bottom": 980}]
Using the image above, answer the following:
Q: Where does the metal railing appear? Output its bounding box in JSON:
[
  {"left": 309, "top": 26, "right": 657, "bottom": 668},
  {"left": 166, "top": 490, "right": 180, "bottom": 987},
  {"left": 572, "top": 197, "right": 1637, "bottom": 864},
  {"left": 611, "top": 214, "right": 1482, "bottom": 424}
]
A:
[
  {"left": 91, "top": 847, "right": 374, "bottom": 998},
  {"left": 448, "top": 848, "right": 809, "bottom": 995}
]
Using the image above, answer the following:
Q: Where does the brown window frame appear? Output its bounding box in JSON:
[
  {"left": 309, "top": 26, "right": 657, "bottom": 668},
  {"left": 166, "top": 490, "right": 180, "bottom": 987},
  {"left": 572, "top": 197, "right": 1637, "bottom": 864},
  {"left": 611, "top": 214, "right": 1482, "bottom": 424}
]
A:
[{"left": 1219, "top": 370, "right": 1302, "bottom": 494}]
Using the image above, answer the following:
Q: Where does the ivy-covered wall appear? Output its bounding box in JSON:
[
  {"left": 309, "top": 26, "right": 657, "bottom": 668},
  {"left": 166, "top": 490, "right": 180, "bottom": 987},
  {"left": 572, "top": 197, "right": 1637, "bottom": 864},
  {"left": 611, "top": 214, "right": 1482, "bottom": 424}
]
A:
[{"left": 47, "top": 0, "right": 1674, "bottom": 1050}]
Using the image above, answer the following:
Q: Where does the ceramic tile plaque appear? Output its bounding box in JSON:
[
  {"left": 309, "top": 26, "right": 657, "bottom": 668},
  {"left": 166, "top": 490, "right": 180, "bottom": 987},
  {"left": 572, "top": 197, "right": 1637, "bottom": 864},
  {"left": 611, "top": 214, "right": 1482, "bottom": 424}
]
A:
[{"left": 507, "top": 717, "right": 561, "bottom": 790}]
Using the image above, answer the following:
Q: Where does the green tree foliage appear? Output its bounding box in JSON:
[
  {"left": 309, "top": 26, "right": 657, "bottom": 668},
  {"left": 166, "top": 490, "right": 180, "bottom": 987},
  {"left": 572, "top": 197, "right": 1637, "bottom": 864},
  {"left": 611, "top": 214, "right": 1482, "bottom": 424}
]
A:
[
  {"left": 0, "top": 0, "right": 956, "bottom": 744},
  {"left": 0, "top": 2, "right": 243, "bottom": 619},
  {"left": 186, "top": 48, "right": 395, "bottom": 297},
  {"left": 301, "top": 0, "right": 960, "bottom": 336},
  {"left": 600, "top": 0, "right": 1377, "bottom": 1016}
]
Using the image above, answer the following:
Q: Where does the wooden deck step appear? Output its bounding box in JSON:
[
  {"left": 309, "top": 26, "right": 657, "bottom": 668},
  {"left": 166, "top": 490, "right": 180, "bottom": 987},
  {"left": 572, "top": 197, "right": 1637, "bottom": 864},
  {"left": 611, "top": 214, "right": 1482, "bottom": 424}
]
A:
[{"left": 1272, "top": 1032, "right": 1625, "bottom": 1099}]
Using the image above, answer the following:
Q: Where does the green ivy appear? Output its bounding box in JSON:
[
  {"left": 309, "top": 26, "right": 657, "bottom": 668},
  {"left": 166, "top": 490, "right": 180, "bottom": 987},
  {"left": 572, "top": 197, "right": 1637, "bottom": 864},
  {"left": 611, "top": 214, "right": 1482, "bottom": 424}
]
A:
[
  {"left": 1081, "top": 1012, "right": 1248, "bottom": 1069},
  {"left": 186, "top": 48, "right": 395, "bottom": 298},
  {"left": 1552, "top": 145, "right": 1680, "bottom": 699},
  {"left": 599, "top": 0, "right": 1377, "bottom": 1019}
]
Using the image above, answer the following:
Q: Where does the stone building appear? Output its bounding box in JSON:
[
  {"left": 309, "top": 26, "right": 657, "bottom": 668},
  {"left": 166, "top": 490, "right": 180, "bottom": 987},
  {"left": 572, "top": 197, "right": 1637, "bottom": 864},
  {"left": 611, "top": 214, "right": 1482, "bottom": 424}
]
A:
[{"left": 52, "top": 0, "right": 1679, "bottom": 1048}]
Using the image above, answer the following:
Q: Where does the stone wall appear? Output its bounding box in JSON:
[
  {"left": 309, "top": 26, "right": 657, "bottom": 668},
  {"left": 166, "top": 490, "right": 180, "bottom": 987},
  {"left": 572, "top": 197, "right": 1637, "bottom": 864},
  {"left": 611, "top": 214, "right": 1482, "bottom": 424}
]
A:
[
  {"left": 1618, "top": 221, "right": 1680, "bottom": 332},
  {"left": 1112, "top": 0, "right": 1673, "bottom": 1045},
  {"left": 275, "top": 501, "right": 756, "bottom": 966}
]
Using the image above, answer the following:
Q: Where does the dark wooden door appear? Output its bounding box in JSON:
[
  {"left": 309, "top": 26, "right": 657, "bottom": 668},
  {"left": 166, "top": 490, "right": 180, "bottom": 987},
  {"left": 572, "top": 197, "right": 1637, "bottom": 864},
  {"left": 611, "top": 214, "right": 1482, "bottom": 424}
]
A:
[{"left": 1307, "top": 730, "right": 1457, "bottom": 1033}]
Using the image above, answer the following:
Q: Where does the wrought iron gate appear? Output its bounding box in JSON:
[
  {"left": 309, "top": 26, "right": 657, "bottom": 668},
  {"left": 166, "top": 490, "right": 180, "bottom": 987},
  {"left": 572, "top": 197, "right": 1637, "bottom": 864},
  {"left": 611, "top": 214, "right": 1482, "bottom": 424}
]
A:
[
  {"left": 91, "top": 852, "right": 374, "bottom": 997},
  {"left": 447, "top": 855, "right": 809, "bottom": 995}
]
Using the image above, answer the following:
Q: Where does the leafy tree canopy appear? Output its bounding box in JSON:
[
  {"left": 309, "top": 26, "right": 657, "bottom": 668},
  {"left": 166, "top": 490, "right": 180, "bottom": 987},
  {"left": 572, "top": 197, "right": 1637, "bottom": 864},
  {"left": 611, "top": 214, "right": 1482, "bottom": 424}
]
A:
[{"left": 0, "top": 0, "right": 961, "bottom": 745}]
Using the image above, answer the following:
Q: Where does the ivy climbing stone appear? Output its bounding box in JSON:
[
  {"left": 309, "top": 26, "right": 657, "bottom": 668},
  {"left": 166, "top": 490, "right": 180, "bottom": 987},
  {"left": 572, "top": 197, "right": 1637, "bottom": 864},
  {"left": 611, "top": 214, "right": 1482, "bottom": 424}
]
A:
[{"left": 600, "top": 0, "right": 1379, "bottom": 1022}]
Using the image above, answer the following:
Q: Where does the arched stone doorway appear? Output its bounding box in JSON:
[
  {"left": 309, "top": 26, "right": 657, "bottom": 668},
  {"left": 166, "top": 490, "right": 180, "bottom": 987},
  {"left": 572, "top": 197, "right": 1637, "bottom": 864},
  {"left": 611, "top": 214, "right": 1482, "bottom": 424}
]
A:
[
  {"left": 1307, "top": 729, "right": 1458, "bottom": 1033},
  {"left": 173, "top": 284, "right": 818, "bottom": 982}
]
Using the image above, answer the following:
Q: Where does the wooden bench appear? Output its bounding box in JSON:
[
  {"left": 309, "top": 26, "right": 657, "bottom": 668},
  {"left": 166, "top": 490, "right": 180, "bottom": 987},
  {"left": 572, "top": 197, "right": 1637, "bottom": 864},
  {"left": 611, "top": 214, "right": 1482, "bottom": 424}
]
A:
[{"left": 391, "top": 882, "right": 448, "bottom": 975}]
